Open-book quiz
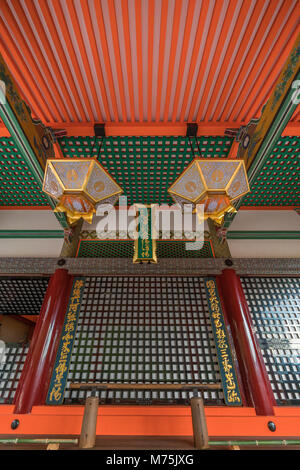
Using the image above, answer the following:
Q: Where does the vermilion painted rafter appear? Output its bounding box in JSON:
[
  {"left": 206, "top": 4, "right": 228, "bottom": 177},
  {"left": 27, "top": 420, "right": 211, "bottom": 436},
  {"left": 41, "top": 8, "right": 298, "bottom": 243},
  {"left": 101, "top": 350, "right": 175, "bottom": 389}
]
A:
[
  {"left": 154, "top": 0, "right": 169, "bottom": 122},
  {"left": 0, "top": 5, "right": 63, "bottom": 121},
  {"left": 147, "top": 0, "right": 155, "bottom": 122},
  {"left": 93, "top": 0, "right": 120, "bottom": 122},
  {"left": 218, "top": 0, "right": 280, "bottom": 122},
  {"left": 171, "top": 0, "right": 197, "bottom": 122},
  {"left": 52, "top": 0, "right": 95, "bottom": 121},
  {"left": 79, "top": 0, "right": 111, "bottom": 121},
  {"left": 0, "top": 35, "right": 48, "bottom": 122},
  {"left": 6, "top": 0, "right": 71, "bottom": 121},
  {"left": 243, "top": 18, "right": 300, "bottom": 123},
  {"left": 106, "top": 0, "right": 129, "bottom": 122},
  {"left": 196, "top": 0, "right": 240, "bottom": 122},
  {"left": 37, "top": 0, "right": 89, "bottom": 122},
  {"left": 0, "top": 0, "right": 297, "bottom": 125},
  {"left": 135, "top": 0, "right": 144, "bottom": 122},
  {"left": 225, "top": 0, "right": 293, "bottom": 122},
  {"left": 163, "top": 0, "right": 183, "bottom": 122},
  {"left": 188, "top": 0, "right": 226, "bottom": 122},
  {"left": 20, "top": 0, "right": 80, "bottom": 122},
  {"left": 65, "top": 0, "right": 106, "bottom": 122},
  {"left": 203, "top": 0, "right": 253, "bottom": 122}
]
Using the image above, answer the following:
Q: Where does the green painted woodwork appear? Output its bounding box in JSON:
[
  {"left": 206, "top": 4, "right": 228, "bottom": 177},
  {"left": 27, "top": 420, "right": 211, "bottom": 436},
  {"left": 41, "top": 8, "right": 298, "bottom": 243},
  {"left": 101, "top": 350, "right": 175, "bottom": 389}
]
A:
[
  {"left": 77, "top": 239, "right": 214, "bottom": 258},
  {"left": 0, "top": 230, "right": 64, "bottom": 238},
  {"left": 59, "top": 136, "right": 233, "bottom": 205},
  {"left": 227, "top": 231, "right": 300, "bottom": 240},
  {"left": 0, "top": 137, "right": 49, "bottom": 206},
  {"left": 0, "top": 134, "right": 298, "bottom": 209},
  {"left": 241, "top": 136, "right": 299, "bottom": 207}
]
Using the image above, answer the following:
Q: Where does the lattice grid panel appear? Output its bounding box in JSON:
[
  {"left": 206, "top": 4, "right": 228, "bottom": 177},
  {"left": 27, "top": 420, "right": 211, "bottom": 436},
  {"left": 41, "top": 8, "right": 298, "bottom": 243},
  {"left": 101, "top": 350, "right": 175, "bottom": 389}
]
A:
[
  {"left": 0, "top": 343, "right": 29, "bottom": 404},
  {"left": 242, "top": 136, "right": 300, "bottom": 206},
  {"left": 241, "top": 277, "right": 300, "bottom": 405},
  {"left": 0, "top": 277, "right": 49, "bottom": 315},
  {"left": 65, "top": 276, "right": 224, "bottom": 405},
  {"left": 59, "top": 136, "right": 233, "bottom": 205},
  {"left": 0, "top": 137, "right": 49, "bottom": 206},
  {"left": 77, "top": 240, "right": 214, "bottom": 258}
]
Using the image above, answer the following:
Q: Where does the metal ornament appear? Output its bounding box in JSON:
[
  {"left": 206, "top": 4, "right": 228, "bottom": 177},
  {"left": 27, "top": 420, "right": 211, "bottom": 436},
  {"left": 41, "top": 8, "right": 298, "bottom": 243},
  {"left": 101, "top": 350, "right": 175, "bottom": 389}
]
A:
[
  {"left": 168, "top": 158, "right": 250, "bottom": 225},
  {"left": 43, "top": 158, "right": 123, "bottom": 225}
]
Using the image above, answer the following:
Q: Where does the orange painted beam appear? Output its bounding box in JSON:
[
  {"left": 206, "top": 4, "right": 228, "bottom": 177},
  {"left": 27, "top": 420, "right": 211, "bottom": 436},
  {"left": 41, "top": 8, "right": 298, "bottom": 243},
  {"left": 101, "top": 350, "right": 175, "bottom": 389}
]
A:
[
  {"left": 0, "top": 405, "right": 299, "bottom": 437},
  {"left": 1, "top": 121, "right": 299, "bottom": 137}
]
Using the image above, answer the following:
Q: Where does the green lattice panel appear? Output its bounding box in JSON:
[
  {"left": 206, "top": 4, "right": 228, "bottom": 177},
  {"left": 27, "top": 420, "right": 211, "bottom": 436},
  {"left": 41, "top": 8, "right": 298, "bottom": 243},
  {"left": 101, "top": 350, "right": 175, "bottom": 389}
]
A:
[
  {"left": 59, "top": 136, "right": 233, "bottom": 205},
  {"left": 77, "top": 240, "right": 213, "bottom": 258},
  {"left": 242, "top": 136, "right": 300, "bottom": 206},
  {"left": 0, "top": 137, "right": 49, "bottom": 206}
]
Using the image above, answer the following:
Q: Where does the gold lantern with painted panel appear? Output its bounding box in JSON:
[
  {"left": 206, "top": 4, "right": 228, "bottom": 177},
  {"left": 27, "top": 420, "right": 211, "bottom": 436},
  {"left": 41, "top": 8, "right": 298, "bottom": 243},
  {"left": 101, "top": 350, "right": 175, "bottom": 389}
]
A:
[
  {"left": 168, "top": 158, "right": 250, "bottom": 225},
  {"left": 43, "top": 158, "right": 123, "bottom": 225}
]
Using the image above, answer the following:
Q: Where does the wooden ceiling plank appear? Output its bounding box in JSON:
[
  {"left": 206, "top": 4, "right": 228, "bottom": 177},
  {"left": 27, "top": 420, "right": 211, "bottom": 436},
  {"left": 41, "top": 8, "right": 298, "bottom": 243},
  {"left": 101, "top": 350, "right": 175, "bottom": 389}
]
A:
[
  {"left": 79, "top": 0, "right": 112, "bottom": 121},
  {"left": 196, "top": 0, "right": 241, "bottom": 122},
  {"left": 65, "top": 0, "right": 105, "bottom": 122},
  {"left": 8, "top": 0, "right": 72, "bottom": 121},
  {"left": 22, "top": 0, "right": 80, "bottom": 122},
  {"left": 212, "top": 0, "right": 267, "bottom": 122},
  {"left": 0, "top": 36, "right": 49, "bottom": 122},
  {"left": 0, "top": 6, "right": 63, "bottom": 122},
  {"left": 93, "top": 0, "right": 120, "bottom": 122},
  {"left": 203, "top": 0, "right": 252, "bottom": 122},
  {"left": 154, "top": 0, "right": 169, "bottom": 122},
  {"left": 106, "top": 0, "right": 129, "bottom": 122},
  {"left": 135, "top": 0, "right": 144, "bottom": 122},
  {"left": 50, "top": 0, "right": 95, "bottom": 122},
  {"left": 120, "top": 0, "right": 136, "bottom": 122},
  {"left": 147, "top": 0, "right": 155, "bottom": 122},
  {"left": 37, "top": 0, "right": 89, "bottom": 122},
  {"left": 178, "top": 0, "right": 209, "bottom": 122},
  {"left": 171, "top": 0, "right": 197, "bottom": 122},
  {"left": 187, "top": 0, "right": 228, "bottom": 122},
  {"left": 219, "top": 0, "right": 283, "bottom": 122},
  {"left": 163, "top": 0, "right": 183, "bottom": 122},
  {"left": 227, "top": 0, "right": 296, "bottom": 122},
  {"left": 242, "top": 18, "right": 300, "bottom": 123}
]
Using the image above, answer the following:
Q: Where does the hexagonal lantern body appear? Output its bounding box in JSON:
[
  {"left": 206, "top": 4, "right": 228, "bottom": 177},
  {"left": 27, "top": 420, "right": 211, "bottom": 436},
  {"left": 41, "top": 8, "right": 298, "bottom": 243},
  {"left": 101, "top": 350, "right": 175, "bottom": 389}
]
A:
[
  {"left": 43, "top": 158, "right": 123, "bottom": 224},
  {"left": 168, "top": 158, "right": 250, "bottom": 225}
]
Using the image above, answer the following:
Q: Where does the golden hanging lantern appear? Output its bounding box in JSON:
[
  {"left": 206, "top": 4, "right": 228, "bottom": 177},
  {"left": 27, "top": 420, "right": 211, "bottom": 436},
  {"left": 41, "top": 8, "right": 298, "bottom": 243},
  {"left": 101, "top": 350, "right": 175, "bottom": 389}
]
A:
[
  {"left": 168, "top": 158, "right": 250, "bottom": 225},
  {"left": 43, "top": 158, "right": 123, "bottom": 225}
]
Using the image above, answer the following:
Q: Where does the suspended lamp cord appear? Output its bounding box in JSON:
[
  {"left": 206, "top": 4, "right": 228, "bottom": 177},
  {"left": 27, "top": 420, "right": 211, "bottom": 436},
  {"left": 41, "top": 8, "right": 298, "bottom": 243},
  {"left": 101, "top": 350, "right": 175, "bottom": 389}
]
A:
[{"left": 188, "top": 135, "right": 204, "bottom": 159}]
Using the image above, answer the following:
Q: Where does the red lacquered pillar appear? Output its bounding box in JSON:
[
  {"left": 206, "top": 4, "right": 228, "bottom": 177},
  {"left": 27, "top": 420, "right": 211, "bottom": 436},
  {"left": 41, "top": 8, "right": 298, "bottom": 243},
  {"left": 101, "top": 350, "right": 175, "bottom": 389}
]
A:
[
  {"left": 218, "top": 268, "right": 276, "bottom": 416},
  {"left": 13, "top": 268, "right": 73, "bottom": 414}
]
